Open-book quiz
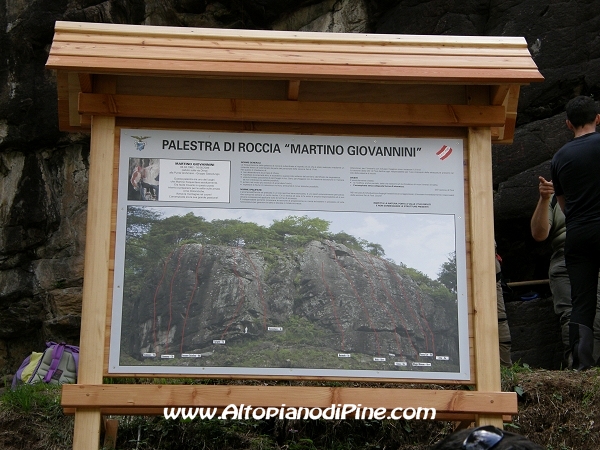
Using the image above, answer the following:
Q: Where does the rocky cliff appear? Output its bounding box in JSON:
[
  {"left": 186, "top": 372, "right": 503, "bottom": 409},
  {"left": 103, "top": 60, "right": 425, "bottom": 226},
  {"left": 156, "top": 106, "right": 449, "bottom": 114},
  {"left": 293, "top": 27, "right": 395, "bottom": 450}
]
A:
[
  {"left": 1, "top": 0, "right": 599, "bottom": 374},
  {"left": 123, "top": 240, "right": 458, "bottom": 373}
]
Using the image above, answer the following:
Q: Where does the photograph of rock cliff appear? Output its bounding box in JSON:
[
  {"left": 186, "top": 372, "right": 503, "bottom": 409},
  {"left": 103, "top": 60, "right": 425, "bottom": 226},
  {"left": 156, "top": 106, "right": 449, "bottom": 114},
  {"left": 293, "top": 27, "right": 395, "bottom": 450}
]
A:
[{"left": 118, "top": 206, "right": 460, "bottom": 375}]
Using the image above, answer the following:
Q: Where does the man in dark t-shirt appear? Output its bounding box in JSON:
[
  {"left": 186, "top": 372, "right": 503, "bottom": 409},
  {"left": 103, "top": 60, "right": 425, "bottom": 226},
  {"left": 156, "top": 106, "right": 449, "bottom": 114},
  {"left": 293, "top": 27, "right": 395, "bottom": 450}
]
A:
[{"left": 550, "top": 95, "right": 600, "bottom": 370}]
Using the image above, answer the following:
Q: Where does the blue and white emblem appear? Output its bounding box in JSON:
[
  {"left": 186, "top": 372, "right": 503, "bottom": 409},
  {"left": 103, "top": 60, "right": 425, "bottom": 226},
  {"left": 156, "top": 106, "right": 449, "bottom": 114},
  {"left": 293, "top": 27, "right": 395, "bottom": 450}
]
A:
[{"left": 132, "top": 135, "right": 150, "bottom": 151}]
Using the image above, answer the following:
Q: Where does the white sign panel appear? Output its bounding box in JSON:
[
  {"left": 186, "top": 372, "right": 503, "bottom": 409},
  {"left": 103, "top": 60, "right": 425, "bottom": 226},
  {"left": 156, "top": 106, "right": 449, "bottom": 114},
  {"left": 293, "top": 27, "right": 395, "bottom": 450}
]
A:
[
  {"left": 109, "top": 129, "right": 469, "bottom": 380},
  {"left": 158, "top": 159, "right": 230, "bottom": 203}
]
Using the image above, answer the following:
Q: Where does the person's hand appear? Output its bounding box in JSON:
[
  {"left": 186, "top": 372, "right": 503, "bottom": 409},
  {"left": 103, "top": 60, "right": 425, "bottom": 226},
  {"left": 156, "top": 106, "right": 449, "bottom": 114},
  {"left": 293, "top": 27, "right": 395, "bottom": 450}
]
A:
[{"left": 538, "top": 176, "right": 554, "bottom": 200}]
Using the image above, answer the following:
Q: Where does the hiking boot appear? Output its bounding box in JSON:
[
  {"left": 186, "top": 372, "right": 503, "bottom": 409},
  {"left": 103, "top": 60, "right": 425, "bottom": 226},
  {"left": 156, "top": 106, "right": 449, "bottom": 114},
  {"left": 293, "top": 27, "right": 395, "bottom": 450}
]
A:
[{"left": 569, "top": 323, "right": 595, "bottom": 371}]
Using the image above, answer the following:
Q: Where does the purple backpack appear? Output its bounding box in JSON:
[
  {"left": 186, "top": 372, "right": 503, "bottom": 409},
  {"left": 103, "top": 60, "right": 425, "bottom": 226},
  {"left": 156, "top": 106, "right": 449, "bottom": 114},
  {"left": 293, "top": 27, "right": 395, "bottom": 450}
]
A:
[{"left": 12, "top": 342, "right": 79, "bottom": 389}]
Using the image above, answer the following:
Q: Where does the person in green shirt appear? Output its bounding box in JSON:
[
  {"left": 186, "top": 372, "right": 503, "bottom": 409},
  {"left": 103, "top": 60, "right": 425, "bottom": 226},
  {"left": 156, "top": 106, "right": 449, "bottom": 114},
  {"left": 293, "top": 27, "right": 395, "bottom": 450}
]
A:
[{"left": 531, "top": 175, "right": 600, "bottom": 367}]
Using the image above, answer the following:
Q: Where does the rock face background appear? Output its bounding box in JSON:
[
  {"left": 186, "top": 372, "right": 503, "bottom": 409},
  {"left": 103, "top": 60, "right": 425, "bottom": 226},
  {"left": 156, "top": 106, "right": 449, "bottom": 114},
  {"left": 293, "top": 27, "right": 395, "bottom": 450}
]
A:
[
  {"left": 124, "top": 241, "right": 458, "bottom": 372},
  {"left": 1, "top": 0, "right": 599, "bottom": 374}
]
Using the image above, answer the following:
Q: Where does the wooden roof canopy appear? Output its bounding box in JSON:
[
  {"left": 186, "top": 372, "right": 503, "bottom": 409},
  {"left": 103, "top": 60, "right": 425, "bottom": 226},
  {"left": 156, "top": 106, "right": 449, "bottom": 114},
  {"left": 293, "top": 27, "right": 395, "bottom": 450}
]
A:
[{"left": 46, "top": 21, "right": 543, "bottom": 143}]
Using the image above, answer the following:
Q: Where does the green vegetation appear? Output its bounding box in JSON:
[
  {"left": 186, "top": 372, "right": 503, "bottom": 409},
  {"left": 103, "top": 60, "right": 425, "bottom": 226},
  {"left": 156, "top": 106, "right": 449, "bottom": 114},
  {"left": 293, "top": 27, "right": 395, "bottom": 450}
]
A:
[
  {"left": 119, "top": 314, "right": 460, "bottom": 373},
  {"left": 436, "top": 252, "right": 456, "bottom": 294},
  {"left": 125, "top": 210, "right": 386, "bottom": 258},
  {"left": 0, "top": 383, "right": 73, "bottom": 449},
  {"left": 399, "top": 265, "right": 455, "bottom": 304},
  {"left": 4, "top": 368, "right": 600, "bottom": 449},
  {"left": 500, "top": 361, "right": 533, "bottom": 398},
  {"left": 0, "top": 382, "right": 62, "bottom": 414}
]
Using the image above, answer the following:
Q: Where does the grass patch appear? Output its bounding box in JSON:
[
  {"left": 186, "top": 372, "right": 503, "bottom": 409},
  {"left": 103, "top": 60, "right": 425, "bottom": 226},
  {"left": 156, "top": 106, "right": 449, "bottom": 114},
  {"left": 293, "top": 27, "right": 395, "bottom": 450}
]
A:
[
  {"left": 0, "top": 382, "right": 62, "bottom": 414},
  {"left": 0, "top": 383, "right": 73, "bottom": 449},
  {"left": 501, "top": 361, "right": 533, "bottom": 397}
]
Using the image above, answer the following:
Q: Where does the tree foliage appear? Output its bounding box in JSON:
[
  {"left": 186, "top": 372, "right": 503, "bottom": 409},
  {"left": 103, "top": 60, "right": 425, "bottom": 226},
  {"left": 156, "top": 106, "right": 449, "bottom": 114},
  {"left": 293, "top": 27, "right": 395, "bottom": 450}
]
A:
[
  {"left": 437, "top": 251, "right": 457, "bottom": 294},
  {"left": 125, "top": 210, "right": 385, "bottom": 258},
  {"left": 123, "top": 209, "right": 390, "bottom": 302}
]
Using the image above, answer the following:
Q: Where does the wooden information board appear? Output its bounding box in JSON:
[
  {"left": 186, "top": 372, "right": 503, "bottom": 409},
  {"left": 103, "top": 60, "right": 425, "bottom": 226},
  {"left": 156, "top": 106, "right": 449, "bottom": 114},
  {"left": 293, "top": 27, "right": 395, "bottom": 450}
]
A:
[{"left": 46, "top": 21, "right": 543, "bottom": 449}]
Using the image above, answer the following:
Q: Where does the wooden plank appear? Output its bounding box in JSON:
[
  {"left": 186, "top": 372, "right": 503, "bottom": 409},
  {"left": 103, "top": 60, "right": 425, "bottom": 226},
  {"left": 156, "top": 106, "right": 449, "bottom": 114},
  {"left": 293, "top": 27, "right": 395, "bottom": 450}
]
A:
[
  {"left": 62, "top": 385, "right": 517, "bottom": 415},
  {"left": 490, "top": 84, "right": 520, "bottom": 142},
  {"left": 72, "top": 411, "right": 103, "bottom": 450},
  {"left": 102, "top": 418, "right": 119, "bottom": 450},
  {"left": 466, "top": 87, "right": 502, "bottom": 427},
  {"left": 467, "top": 127, "right": 502, "bottom": 428},
  {"left": 496, "top": 85, "right": 520, "bottom": 143},
  {"left": 117, "top": 76, "right": 466, "bottom": 104},
  {"left": 52, "top": 21, "right": 530, "bottom": 47},
  {"left": 56, "top": 71, "right": 70, "bottom": 103},
  {"left": 76, "top": 110, "right": 115, "bottom": 378},
  {"left": 53, "top": 32, "right": 533, "bottom": 58},
  {"left": 117, "top": 76, "right": 288, "bottom": 100},
  {"left": 298, "top": 82, "right": 467, "bottom": 104},
  {"left": 67, "top": 73, "right": 81, "bottom": 127},
  {"left": 71, "top": 74, "right": 116, "bottom": 450},
  {"left": 115, "top": 76, "right": 467, "bottom": 105},
  {"left": 490, "top": 85, "right": 510, "bottom": 106},
  {"left": 47, "top": 56, "right": 544, "bottom": 84},
  {"left": 78, "top": 73, "right": 93, "bottom": 93},
  {"left": 467, "top": 86, "right": 490, "bottom": 106},
  {"left": 71, "top": 117, "right": 468, "bottom": 137},
  {"left": 113, "top": 118, "right": 468, "bottom": 139},
  {"left": 287, "top": 80, "right": 300, "bottom": 100},
  {"left": 79, "top": 93, "right": 506, "bottom": 127},
  {"left": 103, "top": 130, "right": 120, "bottom": 376},
  {"left": 462, "top": 148, "right": 477, "bottom": 383},
  {"left": 49, "top": 42, "right": 540, "bottom": 70},
  {"left": 56, "top": 72, "right": 81, "bottom": 132}
]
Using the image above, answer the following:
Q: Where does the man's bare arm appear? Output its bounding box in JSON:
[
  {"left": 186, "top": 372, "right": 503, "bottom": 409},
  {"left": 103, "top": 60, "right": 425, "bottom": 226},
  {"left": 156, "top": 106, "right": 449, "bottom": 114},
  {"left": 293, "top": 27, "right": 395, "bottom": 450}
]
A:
[{"left": 530, "top": 176, "right": 554, "bottom": 241}]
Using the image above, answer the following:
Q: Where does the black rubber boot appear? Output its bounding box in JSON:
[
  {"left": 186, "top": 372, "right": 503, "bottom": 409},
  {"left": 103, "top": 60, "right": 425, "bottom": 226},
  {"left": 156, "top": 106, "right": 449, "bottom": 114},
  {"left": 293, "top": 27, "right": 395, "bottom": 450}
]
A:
[{"left": 569, "top": 323, "right": 595, "bottom": 371}]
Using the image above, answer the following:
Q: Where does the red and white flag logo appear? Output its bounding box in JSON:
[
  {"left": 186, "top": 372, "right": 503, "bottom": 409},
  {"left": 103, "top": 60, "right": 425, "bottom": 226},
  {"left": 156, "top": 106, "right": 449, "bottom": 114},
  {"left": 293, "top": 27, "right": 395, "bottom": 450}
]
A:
[{"left": 436, "top": 145, "right": 453, "bottom": 160}]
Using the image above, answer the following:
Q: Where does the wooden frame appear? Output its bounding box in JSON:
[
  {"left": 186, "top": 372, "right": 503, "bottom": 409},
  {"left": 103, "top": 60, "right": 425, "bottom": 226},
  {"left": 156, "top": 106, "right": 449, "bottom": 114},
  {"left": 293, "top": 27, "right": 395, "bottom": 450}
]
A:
[{"left": 46, "top": 22, "right": 543, "bottom": 449}]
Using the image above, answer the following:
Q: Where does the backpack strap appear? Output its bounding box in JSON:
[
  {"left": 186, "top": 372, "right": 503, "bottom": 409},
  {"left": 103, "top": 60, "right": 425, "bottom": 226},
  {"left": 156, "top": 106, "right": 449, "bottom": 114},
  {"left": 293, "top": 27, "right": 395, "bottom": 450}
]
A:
[
  {"left": 12, "top": 354, "right": 32, "bottom": 389},
  {"left": 65, "top": 344, "right": 80, "bottom": 376},
  {"left": 551, "top": 195, "right": 558, "bottom": 209},
  {"left": 43, "top": 342, "right": 65, "bottom": 383}
]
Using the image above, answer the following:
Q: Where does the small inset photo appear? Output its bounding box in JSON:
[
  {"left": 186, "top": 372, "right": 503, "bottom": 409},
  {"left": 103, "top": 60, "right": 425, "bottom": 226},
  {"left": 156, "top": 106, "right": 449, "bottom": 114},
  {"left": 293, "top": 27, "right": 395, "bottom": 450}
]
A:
[{"left": 128, "top": 158, "right": 160, "bottom": 201}]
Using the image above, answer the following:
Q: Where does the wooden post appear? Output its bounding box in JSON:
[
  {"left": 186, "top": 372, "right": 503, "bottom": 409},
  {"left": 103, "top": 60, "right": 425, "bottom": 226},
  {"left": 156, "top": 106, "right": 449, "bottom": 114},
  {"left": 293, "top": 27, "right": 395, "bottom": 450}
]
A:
[
  {"left": 468, "top": 126, "right": 503, "bottom": 428},
  {"left": 102, "top": 417, "right": 119, "bottom": 450},
  {"left": 71, "top": 75, "right": 116, "bottom": 449}
]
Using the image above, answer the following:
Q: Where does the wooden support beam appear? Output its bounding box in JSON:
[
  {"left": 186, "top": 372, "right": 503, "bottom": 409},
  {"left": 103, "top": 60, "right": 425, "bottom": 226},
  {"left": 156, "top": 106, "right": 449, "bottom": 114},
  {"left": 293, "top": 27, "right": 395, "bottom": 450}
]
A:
[
  {"left": 468, "top": 127, "right": 502, "bottom": 429},
  {"left": 490, "top": 85, "right": 510, "bottom": 105},
  {"left": 62, "top": 385, "right": 517, "bottom": 416},
  {"left": 71, "top": 75, "right": 116, "bottom": 450},
  {"left": 67, "top": 73, "right": 81, "bottom": 127},
  {"left": 79, "top": 73, "right": 93, "bottom": 93},
  {"left": 490, "top": 84, "right": 520, "bottom": 143},
  {"left": 78, "top": 93, "right": 506, "bottom": 127},
  {"left": 102, "top": 417, "right": 119, "bottom": 450},
  {"left": 495, "top": 85, "right": 520, "bottom": 143},
  {"left": 287, "top": 80, "right": 301, "bottom": 100}
]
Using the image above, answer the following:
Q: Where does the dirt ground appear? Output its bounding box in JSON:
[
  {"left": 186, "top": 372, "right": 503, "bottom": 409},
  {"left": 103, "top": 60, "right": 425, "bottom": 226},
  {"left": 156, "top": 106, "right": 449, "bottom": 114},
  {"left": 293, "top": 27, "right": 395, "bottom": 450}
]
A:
[{"left": 504, "top": 368, "right": 600, "bottom": 449}]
